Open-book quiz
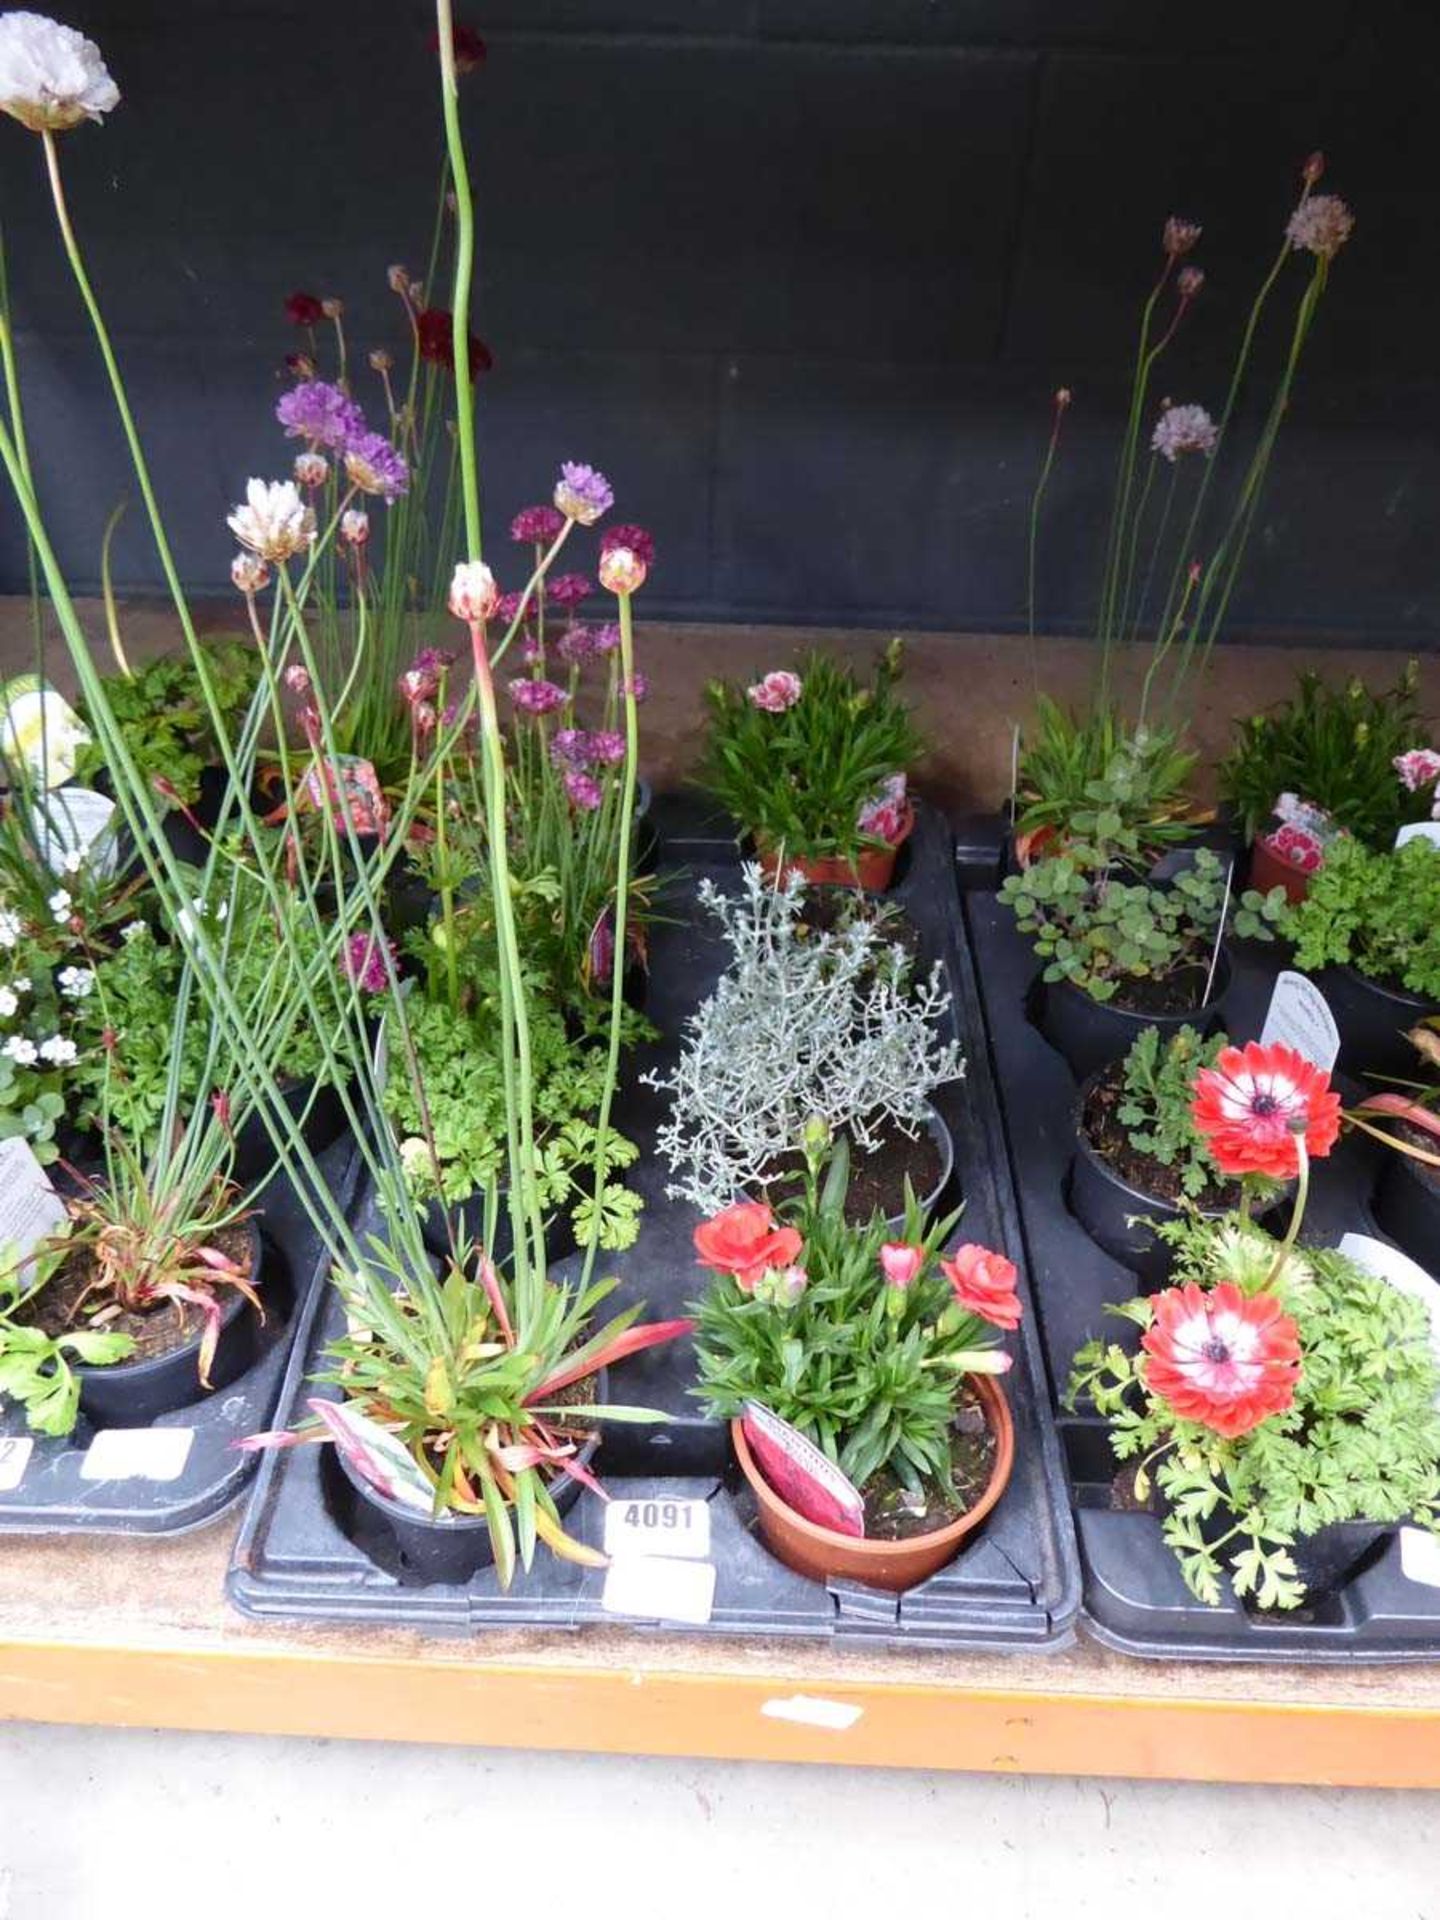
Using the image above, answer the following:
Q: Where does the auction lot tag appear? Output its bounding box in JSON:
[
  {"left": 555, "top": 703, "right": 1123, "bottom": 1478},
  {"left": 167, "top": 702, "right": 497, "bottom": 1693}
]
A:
[
  {"left": 601, "top": 1554, "right": 716, "bottom": 1626},
  {"left": 34, "top": 785, "right": 118, "bottom": 878},
  {"left": 0, "top": 1437, "right": 33, "bottom": 1492},
  {"left": 1395, "top": 822, "right": 1440, "bottom": 850},
  {"left": 603, "top": 1494, "right": 711, "bottom": 1561},
  {"left": 1259, "top": 970, "right": 1340, "bottom": 1073},
  {"left": 81, "top": 1427, "right": 194, "bottom": 1483},
  {"left": 1337, "top": 1233, "right": 1440, "bottom": 1388},
  {"left": 1400, "top": 1527, "right": 1440, "bottom": 1589},
  {"left": 0, "top": 1138, "right": 69, "bottom": 1278}
]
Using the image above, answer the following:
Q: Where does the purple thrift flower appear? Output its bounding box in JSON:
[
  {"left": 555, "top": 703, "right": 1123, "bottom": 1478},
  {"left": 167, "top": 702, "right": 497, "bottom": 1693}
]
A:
[
  {"left": 342, "top": 932, "right": 396, "bottom": 995},
  {"left": 276, "top": 380, "right": 365, "bottom": 452},
  {"left": 623, "top": 672, "right": 650, "bottom": 705},
  {"left": 592, "top": 622, "right": 622, "bottom": 655},
  {"left": 520, "top": 633, "right": 543, "bottom": 665},
  {"left": 344, "top": 432, "right": 410, "bottom": 502},
  {"left": 554, "top": 461, "right": 614, "bottom": 526},
  {"left": 546, "top": 572, "right": 592, "bottom": 609},
  {"left": 508, "top": 677, "right": 569, "bottom": 716},
  {"left": 496, "top": 590, "right": 529, "bottom": 626},
  {"left": 586, "top": 730, "right": 626, "bottom": 766},
  {"left": 1151, "top": 403, "right": 1218, "bottom": 464},
  {"left": 511, "top": 504, "right": 565, "bottom": 545},
  {"left": 550, "top": 728, "right": 590, "bottom": 769},
  {"left": 565, "top": 769, "right": 603, "bottom": 811},
  {"left": 554, "top": 623, "right": 595, "bottom": 667}
]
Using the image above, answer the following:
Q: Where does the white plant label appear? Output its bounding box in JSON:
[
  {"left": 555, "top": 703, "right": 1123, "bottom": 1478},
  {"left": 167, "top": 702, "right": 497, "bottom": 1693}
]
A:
[
  {"left": 760, "top": 1695, "right": 864, "bottom": 1732},
  {"left": 1395, "top": 822, "right": 1440, "bottom": 851},
  {"left": 1337, "top": 1233, "right": 1440, "bottom": 1385},
  {"left": 33, "top": 786, "right": 118, "bottom": 879},
  {"left": 0, "top": 1139, "right": 68, "bottom": 1278},
  {"left": 0, "top": 676, "right": 90, "bottom": 788},
  {"left": 603, "top": 1495, "right": 711, "bottom": 1561},
  {"left": 0, "top": 1437, "right": 33, "bottom": 1493},
  {"left": 1259, "top": 970, "right": 1340, "bottom": 1073},
  {"left": 1400, "top": 1526, "right": 1440, "bottom": 1589},
  {"left": 601, "top": 1554, "right": 717, "bottom": 1625},
  {"left": 80, "top": 1427, "right": 194, "bottom": 1483}
]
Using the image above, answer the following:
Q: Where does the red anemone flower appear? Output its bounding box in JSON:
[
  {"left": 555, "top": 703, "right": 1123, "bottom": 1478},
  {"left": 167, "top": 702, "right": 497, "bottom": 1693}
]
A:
[
  {"left": 694, "top": 1201, "right": 802, "bottom": 1294},
  {"left": 284, "top": 291, "right": 324, "bottom": 329},
  {"left": 415, "top": 306, "right": 493, "bottom": 379},
  {"left": 1191, "top": 1041, "right": 1341, "bottom": 1180},
  {"left": 1141, "top": 1282, "right": 1300, "bottom": 1438}
]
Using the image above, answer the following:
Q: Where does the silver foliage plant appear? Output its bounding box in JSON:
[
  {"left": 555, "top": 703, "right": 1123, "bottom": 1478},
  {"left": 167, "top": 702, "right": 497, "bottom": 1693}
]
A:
[{"left": 647, "top": 865, "right": 965, "bottom": 1213}]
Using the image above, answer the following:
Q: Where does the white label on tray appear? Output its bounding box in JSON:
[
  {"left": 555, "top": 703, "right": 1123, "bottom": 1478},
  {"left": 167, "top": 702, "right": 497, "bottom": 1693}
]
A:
[
  {"left": 80, "top": 1427, "right": 194, "bottom": 1483},
  {"left": 1337, "top": 1233, "right": 1440, "bottom": 1388},
  {"left": 33, "top": 785, "right": 118, "bottom": 879},
  {"left": 601, "top": 1554, "right": 717, "bottom": 1625},
  {"left": 1259, "top": 970, "right": 1340, "bottom": 1072},
  {"left": 0, "top": 1139, "right": 68, "bottom": 1278},
  {"left": 603, "top": 1495, "right": 711, "bottom": 1561},
  {"left": 0, "top": 1436, "right": 33, "bottom": 1492},
  {"left": 760, "top": 1694, "right": 865, "bottom": 1733},
  {"left": 1400, "top": 1526, "right": 1440, "bottom": 1589},
  {"left": 1395, "top": 822, "right": 1440, "bottom": 851}
]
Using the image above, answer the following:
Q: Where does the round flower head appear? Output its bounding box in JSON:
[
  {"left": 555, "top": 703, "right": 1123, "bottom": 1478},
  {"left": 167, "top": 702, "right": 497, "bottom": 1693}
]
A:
[
  {"left": 598, "top": 546, "right": 647, "bottom": 596},
  {"left": 546, "top": 572, "right": 592, "bottom": 609},
  {"left": 414, "top": 307, "right": 492, "bottom": 379},
  {"left": 275, "top": 380, "right": 364, "bottom": 452},
  {"left": 510, "top": 504, "right": 565, "bottom": 546},
  {"left": 284, "top": 291, "right": 324, "bottom": 329},
  {"left": 554, "top": 461, "right": 614, "bottom": 527},
  {"left": 448, "top": 560, "right": 498, "bottom": 624},
  {"left": 564, "top": 769, "right": 603, "bottom": 812},
  {"left": 584, "top": 729, "right": 626, "bottom": 766},
  {"left": 549, "top": 728, "right": 589, "bottom": 770},
  {"left": 496, "top": 590, "right": 528, "bottom": 626},
  {"left": 693, "top": 1200, "right": 803, "bottom": 1294},
  {"left": 624, "top": 671, "right": 650, "bottom": 704},
  {"left": 343, "top": 431, "right": 409, "bottom": 503},
  {"left": 1141, "top": 1282, "right": 1300, "bottom": 1438},
  {"left": 0, "top": 11, "right": 118, "bottom": 132},
  {"left": 342, "top": 932, "right": 396, "bottom": 995},
  {"left": 430, "top": 21, "right": 486, "bottom": 73},
  {"left": 747, "top": 670, "right": 803, "bottom": 713},
  {"left": 1151, "top": 403, "right": 1218, "bottom": 463},
  {"left": 230, "top": 551, "right": 271, "bottom": 595},
  {"left": 1191, "top": 1041, "right": 1342, "bottom": 1180},
  {"left": 1395, "top": 748, "right": 1440, "bottom": 793},
  {"left": 592, "top": 622, "right": 622, "bottom": 655},
  {"left": 340, "top": 508, "right": 370, "bottom": 547},
  {"left": 1176, "top": 265, "right": 1204, "bottom": 300},
  {"left": 227, "top": 480, "right": 316, "bottom": 564},
  {"left": 508, "top": 678, "right": 568, "bottom": 716},
  {"left": 293, "top": 451, "right": 329, "bottom": 490},
  {"left": 283, "top": 664, "right": 311, "bottom": 697},
  {"left": 601, "top": 524, "right": 656, "bottom": 569},
  {"left": 1162, "top": 216, "right": 1202, "bottom": 257},
  {"left": 554, "top": 624, "right": 596, "bottom": 668},
  {"left": 1286, "top": 193, "right": 1354, "bottom": 259},
  {"left": 940, "top": 1244, "right": 1022, "bottom": 1331}
]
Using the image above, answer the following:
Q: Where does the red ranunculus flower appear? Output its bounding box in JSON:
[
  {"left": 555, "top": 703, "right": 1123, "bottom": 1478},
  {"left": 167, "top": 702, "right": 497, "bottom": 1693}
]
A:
[
  {"left": 1191, "top": 1041, "right": 1341, "bottom": 1180},
  {"left": 285, "top": 291, "right": 324, "bottom": 328},
  {"left": 694, "top": 1202, "right": 803, "bottom": 1293},
  {"left": 1141, "top": 1281, "right": 1300, "bottom": 1438},
  {"left": 415, "top": 307, "right": 493, "bottom": 379},
  {"left": 940, "top": 1244, "right": 1022, "bottom": 1330}
]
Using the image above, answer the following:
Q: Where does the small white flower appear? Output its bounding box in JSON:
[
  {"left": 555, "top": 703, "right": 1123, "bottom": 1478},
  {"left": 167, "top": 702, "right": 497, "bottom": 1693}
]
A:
[
  {"left": 0, "top": 989, "right": 17, "bottom": 1019},
  {"left": 37, "top": 1035, "right": 76, "bottom": 1067},
  {"left": 340, "top": 508, "right": 370, "bottom": 547},
  {"left": 227, "top": 478, "right": 316, "bottom": 564},
  {"left": 57, "top": 964, "right": 94, "bottom": 1000},
  {"left": 11, "top": 977, "right": 30, "bottom": 995},
  {"left": 0, "top": 909, "right": 20, "bottom": 949},
  {"left": 120, "top": 919, "right": 146, "bottom": 943},
  {"left": 47, "top": 888, "right": 71, "bottom": 923},
  {"left": 230, "top": 551, "right": 271, "bottom": 596},
  {"left": 60, "top": 847, "right": 84, "bottom": 874},
  {"left": 398, "top": 1136, "right": 432, "bottom": 1179},
  {"left": 448, "top": 560, "right": 499, "bottom": 624},
  {"left": 0, "top": 11, "right": 119, "bottom": 135},
  {"left": 2, "top": 1036, "right": 37, "bottom": 1067}
]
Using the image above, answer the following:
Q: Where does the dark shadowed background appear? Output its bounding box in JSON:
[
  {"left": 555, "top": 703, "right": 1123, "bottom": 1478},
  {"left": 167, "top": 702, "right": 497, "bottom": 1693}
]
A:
[{"left": 1, "top": 0, "right": 1436, "bottom": 647}]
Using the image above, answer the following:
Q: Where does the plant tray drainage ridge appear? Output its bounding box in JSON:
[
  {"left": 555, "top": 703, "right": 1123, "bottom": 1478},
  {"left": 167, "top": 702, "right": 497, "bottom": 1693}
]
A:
[
  {"left": 961, "top": 837, "right": 1440, "bottom": 1663},
  {"left": 227, "top": 797, "right": 1081, "bottom": 1648},
  {"left": 0, "top": 1135, "right": 362, "bottom": 1536}
]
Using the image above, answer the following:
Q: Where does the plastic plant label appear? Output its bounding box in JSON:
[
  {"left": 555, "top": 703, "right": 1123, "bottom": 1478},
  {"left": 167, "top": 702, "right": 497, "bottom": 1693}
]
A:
[
  {"left": 1395, "top": 822, "right": 1440, "bottom": 851},
  {"left": 1259, "top": 970, "right": 1340, "bottom": 1072},
  {"left": 32, "top": 785, "right": 119, "bottom": 879},
  {"left": 603, "top": 1495, "right": 711, "bottom": 1561},
  {"left": 760, "top": 1694, "right": 864, "bottom": 1732},
  {"left": 742, "top": 1401, "right": 865, "bottom": 1537},
  {"left": 1400, "top": 1526, "right": 1440, "bottom": 1589},
  {"left": 0, "top": 1437, "right": 33, "bottom": 1493},
  {"left": 0, "top": 675, "right": 90, "bottom": 788},
  {"left": 1337, "top": 1233, "right": 1440, "bottom": 1383},
  {"left": 0, "top": 1139, "right": 68, "bottom": 1278},
  {"left": 80, "top": 1427, "right": 194, "bottom": 1483},
  {"left": 601, "top": 1554, "right": 717, "bottom": 1625}
]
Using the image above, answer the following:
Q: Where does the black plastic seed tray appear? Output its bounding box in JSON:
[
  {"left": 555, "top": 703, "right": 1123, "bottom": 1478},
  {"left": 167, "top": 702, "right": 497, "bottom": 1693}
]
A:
[
  {"left": 963, "top": 866, "right": 1440, "bottom": 1662},
  {"left": 227, "top": 798, "right": 1082, "bottom": 1648},
  {"left": 0, "top": 1135, "right": 361, "bottom": 1536}
]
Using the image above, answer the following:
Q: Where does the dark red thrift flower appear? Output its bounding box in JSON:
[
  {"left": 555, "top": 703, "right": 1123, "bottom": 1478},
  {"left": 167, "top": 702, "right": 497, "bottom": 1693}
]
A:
[
  {"left": 285, "top": 291, "right": 324, "bottom": 328},
  {"left": 429, "top": 24, "right": 487, "bottom": 73},
  {"left": 415, "top": 307, "right": 493, "bottom": 379},
  {"left": 600, "top": 523, "right": 656, "bottom": 569}
]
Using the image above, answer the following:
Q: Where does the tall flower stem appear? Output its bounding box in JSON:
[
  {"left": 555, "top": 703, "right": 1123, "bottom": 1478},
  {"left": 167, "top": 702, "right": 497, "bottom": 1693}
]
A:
[
  {"left": 434, "top": 0, "right": 482, "bottom": 562},
  {"left": 1025, "top": 388, "right": 1069, "bottom": 692},
  {"left": 1263, "top": 1135, "right": 1310, "bottom": 1293}
]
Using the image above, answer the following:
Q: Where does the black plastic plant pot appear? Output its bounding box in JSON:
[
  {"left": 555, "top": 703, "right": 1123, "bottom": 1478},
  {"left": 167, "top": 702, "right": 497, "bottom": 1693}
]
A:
[
  {"left": 1373, "top": 1147, "right": 1440, "bottom": 1278},
  {"left": 1037, "top": 951, "right": 1232, "bottom": 1084},
  {"left": 1267, "top": 1521, "right": 1392, "bottom": 1613},
  {"left": 332, "top": 1375, "right": 606, "bottom": 1586},
  {"left": 72, "top": 1216, "right": 266, "bottom": 1427},
  {"left": 229, "top": 1077, "right": 348, "bottom": 1187},
  {"left": 884, "top": 1102, "right": 957, "bottom": 1230},
  {"left": 1316, "top": 964, "right": 1440, "bottom": 1084}
]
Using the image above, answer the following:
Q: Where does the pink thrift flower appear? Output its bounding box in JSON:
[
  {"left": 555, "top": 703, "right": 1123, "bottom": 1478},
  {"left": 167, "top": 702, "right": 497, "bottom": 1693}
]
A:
[
  {"left": 565, "top": 769, "right": 603, "bottom": 811},
  {"left": 747, "top": 670, "right": 802, "bottom": 713},
  {"left": 510, "top": 504, "right": 565, "bottom": 545},
  {"left": 546, "top": 572, "right": 592, "bottom": 609}
]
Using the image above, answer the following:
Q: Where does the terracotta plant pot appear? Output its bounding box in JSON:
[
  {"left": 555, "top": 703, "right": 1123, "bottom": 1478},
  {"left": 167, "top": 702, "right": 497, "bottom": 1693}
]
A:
[
  {"left": 757, "top": 801, "right": 914, "bottom": 893},
  {"left": 731, "top": 1371, "right": 1014, "bottom": 1592},
  {"left": 1248, "top": 831, "right": 1318, "bottom": 906}
]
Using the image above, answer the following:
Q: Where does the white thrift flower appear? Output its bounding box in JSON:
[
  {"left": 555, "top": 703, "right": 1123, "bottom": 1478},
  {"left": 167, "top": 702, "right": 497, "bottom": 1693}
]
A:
[
  {"left": 0, "top": 11, "right": 119, "bottom": 134},
  {"left": 11, "top": 976, "right": 29, "bottom": 994},
  {"left": 0, "top": 909, "right": 19, "bottom": 949},
  {"left": 120, "top": 919, "right": 146, "bottom": 943},
  {"left": 2, "top": 1036, "right": 37, "bottom": 1067},
  {"left": 227, "top": 479, "right": 316, "bottom": 564},
  {"left": 57, "top": 964, "right": 93, "bottom": 999},
  {"left": 0, "top": 988, "right": 16, "bottom": 1019},
  {"left": 38, "top": 1035, "right": 76, "bottom": 1067},
  {"left": 1151, "top": 403, "right": 1218, "bottom": 463},
  {"left": 230, "top": 551, "right": 271, "bottom": 596},
  {"left": 47, "top": 888, "right": 71, "bottom": 923},
  {"left": 448, "top": 560, "right": 498, "bottom": 623}
]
